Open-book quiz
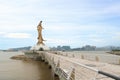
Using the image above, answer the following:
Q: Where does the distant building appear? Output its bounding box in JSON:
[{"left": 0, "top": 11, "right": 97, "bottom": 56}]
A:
[
  {"left": 52, "top": 45, "right": 71, "bottom": 51},
  {"left": 81, "top": 45, "right": 96, "bottom": 51},
  {"left": 61, "top": 46, "right": 71, "bottom": 51}
]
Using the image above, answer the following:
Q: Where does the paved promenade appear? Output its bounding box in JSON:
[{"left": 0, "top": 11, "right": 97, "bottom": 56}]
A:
[{"left": 39, "top": 51, "right": 120, "bottom": 80}]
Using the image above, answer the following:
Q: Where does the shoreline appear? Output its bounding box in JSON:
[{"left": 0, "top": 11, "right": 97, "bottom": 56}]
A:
[{"left": 10, "top": 55, "right": 33, "bottom": 61}]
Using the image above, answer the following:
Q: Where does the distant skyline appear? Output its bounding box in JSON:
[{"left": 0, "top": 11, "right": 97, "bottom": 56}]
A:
[{"left": 0, "top": 0, "right": 120, "bottom": 49}]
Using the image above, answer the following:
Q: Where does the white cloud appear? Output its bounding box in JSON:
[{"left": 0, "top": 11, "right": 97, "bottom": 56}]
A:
[
  {"left": 0, "top": 32, "right": 6, "bottom": 35},
  {"left": 103, "top": 3, "right": 120, "bottom": 15},
  {"left": 46, "top": 38, "right": 72, "bottom": 45},
  {"left": 4, "top": 33, "right": 31, "bottom": 38},
  {"left": 115, "top": 37, "right": 120, "bottom": 40},
  {"left": 45, "top": 24, "right": 117, "bottom": 34},
  {"left": 114, "top": 32, "right": 120, "bottom": 35},
  {"left": 0, "top": 24, "right": 36, "bottom": 32},
  {"left": 90, "top": 38, "right": 105, "bottom": 43},
  {"left": 112, "top": 32, "right": 120, "bottom": 40}
]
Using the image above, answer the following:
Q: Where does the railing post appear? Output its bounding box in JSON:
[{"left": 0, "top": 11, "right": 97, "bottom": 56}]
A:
[
  {"left": 51, "top": 57, "right": 55, "bottom": 69},
  {"left": 81, "top": 54, "right": 84, "bottom": 59},
  {"left": 71, "top": 68, "right": 75, "bottom": 80},
  {"left": 44, "top": 53, "right": 48, "bottom": 64},
  {"left": 72, "top": 54, "right": 75, "bottom": 58},
  {"left": 119, "top": 59, "right": 120, "bottom": 64},
  {"left": 67, "top": 67, "right": 75, "bottom": 80},
  {"left": 52, "top": 57, "right": 54, "bottom": 63},
  {"left": 66, "top": 53, "right": 68, "bottom": 56},
  {"left": 95, "top": 56, "right": 99, "bottom": 62},
  {"left": 56, "top": 59, "right": 60, "bottom": 67}
]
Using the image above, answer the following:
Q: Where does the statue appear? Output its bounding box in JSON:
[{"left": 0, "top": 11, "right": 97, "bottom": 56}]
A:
[
  {"left": 37, "top": 21, "right": 44, "bottom": 45},
  {"left": 30, "top": 21, "right": 50, "bottom": 51}
]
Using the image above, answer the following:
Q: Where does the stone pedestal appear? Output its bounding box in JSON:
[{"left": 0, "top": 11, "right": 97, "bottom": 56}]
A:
[{"left": 30, "top": 44, "right": 50, "bottom": 51}]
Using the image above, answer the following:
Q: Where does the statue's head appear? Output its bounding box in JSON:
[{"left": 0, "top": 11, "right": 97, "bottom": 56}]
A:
[
  {"left": 38, "top": 21, "right": 42, "bottom": 26},
  {"left": 40, "top": 21, "right": 42, "bottom": 23}
]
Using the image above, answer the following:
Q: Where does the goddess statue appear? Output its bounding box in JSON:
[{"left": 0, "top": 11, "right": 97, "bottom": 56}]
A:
[{"left": 37, "top": 21, "right": 44, "bottom": 45}]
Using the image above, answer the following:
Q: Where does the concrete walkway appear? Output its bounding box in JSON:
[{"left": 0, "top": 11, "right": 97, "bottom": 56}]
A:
[{"left": 46, "top": 52, "right": 120, "bottom": 80}]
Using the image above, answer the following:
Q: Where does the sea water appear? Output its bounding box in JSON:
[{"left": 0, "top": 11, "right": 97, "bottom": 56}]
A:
[{"left": 0, "top": 51, "right": 52, "bottom": 80}]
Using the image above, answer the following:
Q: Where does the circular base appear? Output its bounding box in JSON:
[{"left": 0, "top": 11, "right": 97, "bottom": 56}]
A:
[{"left": 30, "top": 44, "right": 50, "bottom": 51}]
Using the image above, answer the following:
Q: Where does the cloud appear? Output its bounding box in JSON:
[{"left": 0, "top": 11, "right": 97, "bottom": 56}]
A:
[
  {"left": 0, "top": 24, "right": 36, "bottom": 32},
  {"left": 112, "top": 32, "right": 120, "bottom": 40},
  {"left": 4, "top": 33, "right": 31, "bottom": 38},
  {"left": 0, "top": 32, "right": 6, "bottom": 35},
  {"left": 45, "top": 24, "right": 118, "bottom": 34},
  {"left": 103, "top": 3, "right": 120, "bottom": 16},
  {"left": 46, "top": 38, "right": 72, "bottom": 45},
  {"left": 114, "top": 32, "right": 120, "bottom": 35},
  {"left": 90, "top": 38, "right": 105, "bottom": 43}
]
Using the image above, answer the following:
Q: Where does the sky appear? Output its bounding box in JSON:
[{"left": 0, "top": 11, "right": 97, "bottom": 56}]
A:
[{"left": 0, "top": 0, "right": 120, "bottom": 49}]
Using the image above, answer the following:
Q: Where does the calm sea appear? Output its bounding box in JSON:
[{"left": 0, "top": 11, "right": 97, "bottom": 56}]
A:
[{"left": 0, "top": 51, "right": 52, "bottom": 80}]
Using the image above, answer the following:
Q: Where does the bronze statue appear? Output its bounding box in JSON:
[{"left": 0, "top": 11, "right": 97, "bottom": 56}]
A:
[{"left": 37, "top": 21, "right": 44, "bottom": 45}]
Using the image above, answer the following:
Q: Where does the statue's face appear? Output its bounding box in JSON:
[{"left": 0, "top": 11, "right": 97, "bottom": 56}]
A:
[{"left": 40, "top": 21, "right": 42, "bottom": 23}]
